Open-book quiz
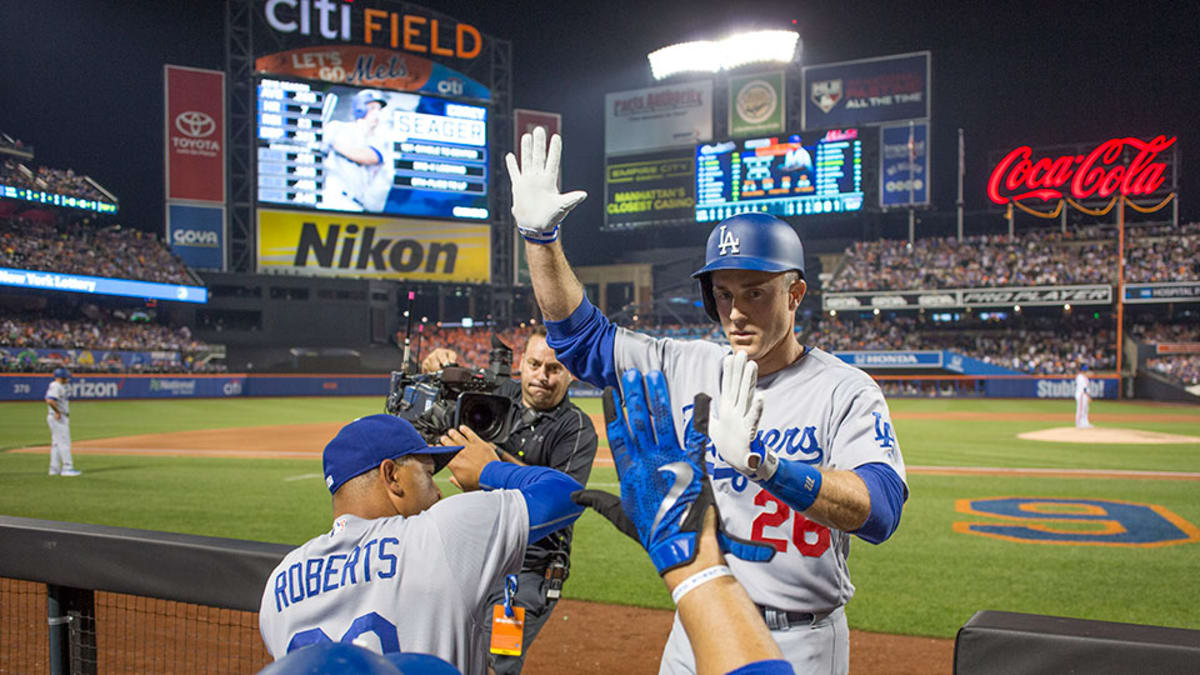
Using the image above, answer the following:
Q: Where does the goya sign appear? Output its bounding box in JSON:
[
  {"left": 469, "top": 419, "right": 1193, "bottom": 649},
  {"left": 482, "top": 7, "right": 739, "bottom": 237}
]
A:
[{"left": 987, "top": 135, "right": 1176, "bottom": 205}]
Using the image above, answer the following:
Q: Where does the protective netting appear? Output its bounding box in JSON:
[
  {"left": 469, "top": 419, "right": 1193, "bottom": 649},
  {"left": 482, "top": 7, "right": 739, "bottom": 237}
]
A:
[{"left": 0, "top": 579, "right": 272, "bottom": 674}]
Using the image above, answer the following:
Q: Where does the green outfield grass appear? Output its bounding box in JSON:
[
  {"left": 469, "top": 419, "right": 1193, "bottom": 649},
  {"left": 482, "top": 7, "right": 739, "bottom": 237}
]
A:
[{"left": 1, "top": 396, "right": 1198, "bottom": 638}]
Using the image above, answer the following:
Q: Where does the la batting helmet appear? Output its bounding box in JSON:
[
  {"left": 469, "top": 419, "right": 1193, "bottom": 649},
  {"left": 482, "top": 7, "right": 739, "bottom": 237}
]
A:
[
  {"left": 351, "top": 89, "right": 388, "bottom": 119},
  {"left": 53, "top": 367, "right": 71, "bottom": 379},
  {"left": 692, "top": 213, "right": 805, "bottom": 322}
]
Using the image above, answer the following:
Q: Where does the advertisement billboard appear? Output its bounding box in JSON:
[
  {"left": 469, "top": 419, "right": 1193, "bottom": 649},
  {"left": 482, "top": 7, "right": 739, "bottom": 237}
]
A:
[
  {"left": 802, "top": 52, "right": 930, "bottom": 130},
  {"left": 255, "top": 45, "right": 491, "bottom": 101},
  {"left": 729, "top": 71, "right": 785, "bottom": 138},
  {"left": 167, "top": 203, "right": 225, "bottom": 270},
  {"left": 256, "top": 78, "right": 489, "bottom": 221},
  {"left": 822, "top": 284, "right": 1113, "bottom": 311},
  {"left": 1124, "top": 281, "right": 1200, "bottom": 304},
  {"left": 987, "top": 136, "right": 1177, "bottom": 207},
  {"left": 696, "top": 129, "right": 863, "bottom": 223},
  {"left": 604, "top": 151, "right": 695, "bottom": 229},
  {"left": 880, "top": 122, "right": 929, "bottom": 208},
  {"left": 0, "top": 267, "right": 206, "bottom": 303},
  {"left": 257, "top": 1, "right": 484, "bottom": 61},
  {"left": 164, "top": 65, "right": 226, "bottom": 203},
  {"left": 514, "top": 109, "right": 561, "bottom": 148},
  {"left": 256, "top": 208, "right": 489, "bottom": 282},
  {"left": 605, "top": 81, "right": 713, "bottom": 155}
]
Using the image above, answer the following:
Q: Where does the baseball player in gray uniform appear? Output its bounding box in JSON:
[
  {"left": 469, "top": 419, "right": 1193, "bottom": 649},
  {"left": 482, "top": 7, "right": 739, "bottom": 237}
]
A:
[
  {"left": 45, "top": 367, "right": 80, "bottom": 476},
  {"left": 258, "top": 414, "right": 584, "bottom": 675},
  {"left": 322, "top": 89, "right": 394, "bottom": 212},
  {"left": 506, "top": 128, "right": 908, "bottom": 674}
]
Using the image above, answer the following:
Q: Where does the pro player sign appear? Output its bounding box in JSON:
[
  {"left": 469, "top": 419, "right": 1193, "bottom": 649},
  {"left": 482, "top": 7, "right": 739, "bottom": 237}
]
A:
[{"left": 164, "top": 65, "right": 225, "bottom": 203}]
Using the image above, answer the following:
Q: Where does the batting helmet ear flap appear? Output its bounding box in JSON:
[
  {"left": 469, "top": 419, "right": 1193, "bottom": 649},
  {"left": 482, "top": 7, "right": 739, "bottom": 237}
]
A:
[{"left": 697, "top": 274, "right": 719, "bottom": 323}]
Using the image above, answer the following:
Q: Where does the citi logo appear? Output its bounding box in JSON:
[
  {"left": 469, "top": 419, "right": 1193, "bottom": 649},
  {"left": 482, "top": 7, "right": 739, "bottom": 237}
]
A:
[
  {"left": 172, "top": 229, "right": 219, "bottom": 247},
  {"left": 294, "top": 222, "right": 458, "bottom": 274},
  {"left": 175, "top": 111, "right": 216, "bottom": 138}
]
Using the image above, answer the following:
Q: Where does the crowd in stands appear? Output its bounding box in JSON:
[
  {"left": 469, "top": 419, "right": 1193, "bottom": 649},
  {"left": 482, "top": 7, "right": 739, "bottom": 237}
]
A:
[
  {"left": 804, "top": 314, "right": 1114, "bottom": 374},
  {"left": 1129, "top": 321, "right": 1200, "bottom": 386},
  {"left": 1, "top": 158, "right": 108, "bottom": 202},
  {"left": 412, "top": 324, "right": 538, "bottom": 372},
  {"left": 0, "top": 310, "right": 222, "bottom": 373},
  {"left": 827, "top": 222, "right": 1200, "bottom": 292},
  {"left": 1145, "top": 356, "right": 1200, "bottom": 386},
  {"left": 421, "top": 315, "right": 1117, "bottom": 377},
  {"left": 0, "top": 216, "right": 193, "bottom": 285},
  {"left": 0, "top": 133, "right": 29, "bottom": 153}
]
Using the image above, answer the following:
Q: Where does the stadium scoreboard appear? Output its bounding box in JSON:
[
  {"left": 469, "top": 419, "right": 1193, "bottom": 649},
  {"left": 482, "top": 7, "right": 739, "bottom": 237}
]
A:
[
  {"left": 256, "top": 78, "right": 489, "bottom": 221},
  {"left": 696, "top": 129, "right": 863, "bottom": 222}
]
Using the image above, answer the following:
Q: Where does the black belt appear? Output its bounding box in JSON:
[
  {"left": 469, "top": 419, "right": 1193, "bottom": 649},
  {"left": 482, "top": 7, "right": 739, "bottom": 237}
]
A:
[{"left": 757, "top": 605, "right": 832, "bottom": 630}]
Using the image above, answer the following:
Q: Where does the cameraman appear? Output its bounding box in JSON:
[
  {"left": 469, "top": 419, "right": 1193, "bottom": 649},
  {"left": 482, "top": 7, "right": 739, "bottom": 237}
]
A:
[{"left": 426, "top": 327, "right": 598, "bottom": 674}]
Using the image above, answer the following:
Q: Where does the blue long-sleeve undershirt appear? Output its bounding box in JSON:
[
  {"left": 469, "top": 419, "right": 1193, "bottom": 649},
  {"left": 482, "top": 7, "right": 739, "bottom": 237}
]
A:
[
  {"left": 544, "top": 297, "right": 619, "bottom": 390},
  {"left": 478, "top": 461, "right": 584, "bottom": 542}
]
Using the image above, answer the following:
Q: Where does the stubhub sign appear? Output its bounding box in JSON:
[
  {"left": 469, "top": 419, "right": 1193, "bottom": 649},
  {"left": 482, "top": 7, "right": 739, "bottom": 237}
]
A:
[{"left": 167, "top": 203, "right": 225, "bottom": 270}]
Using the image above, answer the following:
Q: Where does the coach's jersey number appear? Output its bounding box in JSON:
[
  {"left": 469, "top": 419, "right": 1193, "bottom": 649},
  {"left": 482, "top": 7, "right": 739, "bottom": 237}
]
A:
[
  {"left": 955, "top": 497, "right": 1200, "bottom": 547},
  {"left": 750, "top": 490, "right": 831, "bottom": 556},
  {"left": 287, "top": 611, "right": 399, "bottom": 654}
]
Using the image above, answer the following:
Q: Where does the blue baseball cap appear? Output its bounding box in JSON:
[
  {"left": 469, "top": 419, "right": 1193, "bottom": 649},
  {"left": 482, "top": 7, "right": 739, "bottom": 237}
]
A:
[
  {"left": 53, "top": 367, "right": 70, "bottom": 379},
  {"left": 323, "top": 415, "right": 463, "bottom": 495}
]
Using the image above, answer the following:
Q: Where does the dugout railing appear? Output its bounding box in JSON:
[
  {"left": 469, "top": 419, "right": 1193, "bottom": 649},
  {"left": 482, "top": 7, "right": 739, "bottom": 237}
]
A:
[{"left": 0, "top": 515, "right": 289, "bottom": 674}]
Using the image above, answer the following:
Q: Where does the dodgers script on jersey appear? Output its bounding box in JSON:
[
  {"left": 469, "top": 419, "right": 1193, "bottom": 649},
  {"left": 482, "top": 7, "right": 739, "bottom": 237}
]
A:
[
  {"left": 46, "top": 380, "right": 69, "bottom": 415},
  {"left": 259, "top": 490, "right": 528, "bottom": 675},
  {"left": 613, "top": 330, "right": 908, "bottom": 612}
]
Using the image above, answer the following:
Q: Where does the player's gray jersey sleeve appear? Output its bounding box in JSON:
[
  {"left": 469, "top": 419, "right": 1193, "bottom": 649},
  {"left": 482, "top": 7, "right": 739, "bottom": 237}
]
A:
[
  {"left": 827, "top": 383, "right": 907, "bottom": 483},
  {"left": 613, "top": 328, "right": 726, "bottom": 383},
  {"left": 423, "top": 490, "right": 529, "bottom": 610}
]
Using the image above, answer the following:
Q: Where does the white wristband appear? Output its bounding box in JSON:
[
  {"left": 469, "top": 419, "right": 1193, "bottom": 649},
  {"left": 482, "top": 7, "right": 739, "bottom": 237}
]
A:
[{"left": 670, "top": 565, "right": 733, "bottom": 605}]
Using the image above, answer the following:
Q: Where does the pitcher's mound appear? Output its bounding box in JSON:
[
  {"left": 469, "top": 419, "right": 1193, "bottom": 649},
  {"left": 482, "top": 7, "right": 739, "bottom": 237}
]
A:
[{"left": 1018, "top": 426, "right": 1200, "bottom": 444}]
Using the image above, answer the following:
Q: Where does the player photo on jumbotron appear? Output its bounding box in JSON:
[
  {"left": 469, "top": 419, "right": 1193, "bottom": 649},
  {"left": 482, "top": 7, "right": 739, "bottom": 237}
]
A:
[{"left": 257, "top": 78, "right": 490, "bottom": 221}]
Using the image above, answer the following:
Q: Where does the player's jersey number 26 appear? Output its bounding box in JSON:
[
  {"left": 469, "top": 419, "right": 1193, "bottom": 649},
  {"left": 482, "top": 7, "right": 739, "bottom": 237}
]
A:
[{"left": 750, "top": 489, "right": 831, "bottom": 557}]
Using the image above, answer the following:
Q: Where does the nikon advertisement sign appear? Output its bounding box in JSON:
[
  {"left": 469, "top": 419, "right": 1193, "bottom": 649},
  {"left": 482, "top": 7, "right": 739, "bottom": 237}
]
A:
[
  {"left": 603, "top": 151, "right": 695, "bottom": 230},
  {"left": 823, "top": 284, "right": 1113, "bottom": 311},
  {"left": 256, "top": 209, "right": 490, "bottom": 282}
]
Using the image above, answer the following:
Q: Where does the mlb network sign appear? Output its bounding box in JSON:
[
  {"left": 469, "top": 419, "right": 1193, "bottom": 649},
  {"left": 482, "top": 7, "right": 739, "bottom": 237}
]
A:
[{"left": 803, "top": 52, "right": 930, "bottom": 130}]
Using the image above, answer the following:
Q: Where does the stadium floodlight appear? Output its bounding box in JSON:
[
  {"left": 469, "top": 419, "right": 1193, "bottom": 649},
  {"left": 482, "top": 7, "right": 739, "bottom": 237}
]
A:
[{"left": 648, "top": 30, "right": 800, "bottom": 80}]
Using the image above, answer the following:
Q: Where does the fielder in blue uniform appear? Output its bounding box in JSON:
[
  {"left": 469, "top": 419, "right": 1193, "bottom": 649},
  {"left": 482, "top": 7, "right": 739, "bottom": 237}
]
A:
[
  {"left": 505, "top": 128, "right": 908, "bottom": 675},
  {"left": 258, "top": 415, "right": 584, "bottom": 675}
]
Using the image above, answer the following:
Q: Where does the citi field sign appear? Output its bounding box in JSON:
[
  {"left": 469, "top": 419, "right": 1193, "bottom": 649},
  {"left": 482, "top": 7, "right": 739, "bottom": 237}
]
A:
[
  {"left": 263, "top": 0, "right": 483, "bottom": 59},
  {"left": 987, "top": 135, "right": 1176, "bottom": 205}
]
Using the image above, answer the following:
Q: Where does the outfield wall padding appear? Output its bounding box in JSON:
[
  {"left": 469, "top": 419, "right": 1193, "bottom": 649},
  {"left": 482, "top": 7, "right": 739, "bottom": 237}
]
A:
[
  {"left": 954, "top": 610, "right": 1200, "bottom": 675},
  {"left": 0, "top": 374, "right": 390, "bottom": 401}
]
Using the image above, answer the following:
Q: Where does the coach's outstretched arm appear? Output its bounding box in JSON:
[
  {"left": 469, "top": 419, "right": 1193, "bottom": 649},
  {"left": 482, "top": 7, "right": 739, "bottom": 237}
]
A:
[{"left": 505, "top": 127, "right": 588, "bottom": 322}]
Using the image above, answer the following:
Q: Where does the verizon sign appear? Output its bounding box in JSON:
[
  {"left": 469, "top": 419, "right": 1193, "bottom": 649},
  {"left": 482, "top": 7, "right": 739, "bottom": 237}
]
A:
[{"left": 987, "top": 135, "right": 1176, "bottom": 205}]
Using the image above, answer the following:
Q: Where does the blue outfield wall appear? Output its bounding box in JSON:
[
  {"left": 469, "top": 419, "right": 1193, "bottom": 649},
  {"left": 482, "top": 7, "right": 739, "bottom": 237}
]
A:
[
  {"left": 984, "top": 376, "right": 1118, "bottom": 400},
  {"left": 0, "top": 374, "right": 390, "bottom": 401},
  {"left": 0, "top": 372, "right": 1116, "bottom": 401}
]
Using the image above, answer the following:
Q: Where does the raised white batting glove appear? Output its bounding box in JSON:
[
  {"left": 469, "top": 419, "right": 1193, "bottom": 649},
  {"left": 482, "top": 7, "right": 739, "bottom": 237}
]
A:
[
  {"left": 504, "top": 126, "right": 587, "bottom": 244},
  {"left": 709, "top": 351, "right": 777, "bottom": 481}
]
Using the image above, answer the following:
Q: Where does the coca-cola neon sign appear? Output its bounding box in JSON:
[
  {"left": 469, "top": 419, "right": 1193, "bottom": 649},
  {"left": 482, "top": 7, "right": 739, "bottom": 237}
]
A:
[{"left": 987, "top": 135, "right": 1175, "bottom": 204}]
